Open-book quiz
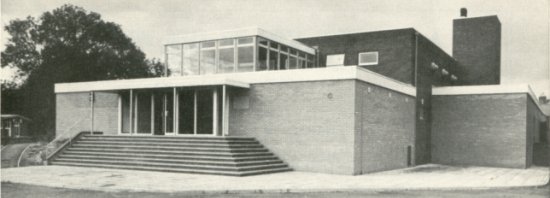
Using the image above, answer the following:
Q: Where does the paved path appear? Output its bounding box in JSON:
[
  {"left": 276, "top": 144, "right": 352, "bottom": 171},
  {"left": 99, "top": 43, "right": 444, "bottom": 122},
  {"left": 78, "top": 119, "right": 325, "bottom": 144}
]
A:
[
  {"left": 2, "top": 182, "right": 549, "bottom": 198},
  {"left": 1, "top": 143, "right": 31, "bottom": 168},
  {"left": 1, "top": 164, "right": 548, "bottom": 193}
]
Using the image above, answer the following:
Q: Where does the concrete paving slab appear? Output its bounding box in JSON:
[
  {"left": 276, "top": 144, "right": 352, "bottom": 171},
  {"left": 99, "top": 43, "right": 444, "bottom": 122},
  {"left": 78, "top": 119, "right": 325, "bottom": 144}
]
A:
[{"left": 1, "top": 164, "right": 548, "bottom": 194}]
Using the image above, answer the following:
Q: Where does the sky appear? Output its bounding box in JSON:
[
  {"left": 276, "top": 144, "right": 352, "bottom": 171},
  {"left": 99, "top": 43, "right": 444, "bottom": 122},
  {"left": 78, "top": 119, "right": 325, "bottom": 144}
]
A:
[{"left": 1, "top": 0, "right": 549, "bottom": 95}]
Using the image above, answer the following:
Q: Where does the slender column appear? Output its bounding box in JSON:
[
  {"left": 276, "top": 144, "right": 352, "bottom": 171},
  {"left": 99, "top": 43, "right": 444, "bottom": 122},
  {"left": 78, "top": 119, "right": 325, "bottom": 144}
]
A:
[
  {"left": 129, "top": 90, "right": 133, "bottom": 134},
  {"left": 222, "top": 85, "right": 228, "bottom": 136},
  {"left": 173, "top": 87, "right": 177, "bottom": 134},
  {"left": 90, "top": 91, "right": 94, "bottom": 135},
  {"left": 193, "top": 91, "right": 197, "bottom": 135},
  {"left": 151, "top": 93, "right": 154, "bottom": 135},
  {"left": 134, "top": 92, "right": 139, "bottom": 134},
  {"left": 117, "top": 94, "right": 121, "bottom": 134},
  {"left": 212, "top": 88, "right": 218, "bottom": 136}
]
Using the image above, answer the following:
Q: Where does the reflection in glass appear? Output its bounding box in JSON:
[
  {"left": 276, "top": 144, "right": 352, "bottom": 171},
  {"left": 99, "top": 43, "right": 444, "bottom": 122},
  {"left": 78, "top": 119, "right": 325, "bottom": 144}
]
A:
[
  {"left": 218, "top": 47, "right": 235, "bottom": 73},
  {"left": 200, "top": 49, "right": 216, "bottom": 74},
  {"left": 238, "top": 46, "right": 254, "bottom": 72},
  {"left": 289, "top": 56, "right": 297, "bottom": 69},
  {"left": 238, "top": 37, "right": 253, "bottom": 45},
  {"left": 182, "top": 43, "right": 199, "bottom": 75},
  {"left": 257, "top": 47, "right": 268, "bottom": 71},
  {"left": 166, "top": 44, "right": 182, "bottom": 76},
  {"left": 219, "top": 39, "right": 234, "bottom": 46},
  {"left": 269, "top": 50, "right": 278, "bottom": 70},
  {"left": 279, "top": 52, "right": 288, "bottom": 70},
  {"left": 258, "top": 37, "right": 268, "bottom": 46}
]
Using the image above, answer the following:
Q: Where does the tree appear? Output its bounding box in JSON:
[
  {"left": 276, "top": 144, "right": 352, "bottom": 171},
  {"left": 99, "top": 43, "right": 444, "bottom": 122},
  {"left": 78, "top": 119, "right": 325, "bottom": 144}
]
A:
[{"left": 1, "top": 4, "right": 164, "bottom": 139}]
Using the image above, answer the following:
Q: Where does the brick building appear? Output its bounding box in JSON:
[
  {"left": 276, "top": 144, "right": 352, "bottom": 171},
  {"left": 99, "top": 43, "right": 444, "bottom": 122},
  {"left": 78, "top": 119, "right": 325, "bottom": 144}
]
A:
[{"left": 49, "top": 13, "right": 549, "bottom": 176}]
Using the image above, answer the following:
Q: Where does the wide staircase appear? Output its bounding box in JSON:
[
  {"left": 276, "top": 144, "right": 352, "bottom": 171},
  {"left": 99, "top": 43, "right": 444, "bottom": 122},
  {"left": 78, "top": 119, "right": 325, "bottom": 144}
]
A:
[{"left": 49, "top": 135, "right": 292, "bottom": 176}]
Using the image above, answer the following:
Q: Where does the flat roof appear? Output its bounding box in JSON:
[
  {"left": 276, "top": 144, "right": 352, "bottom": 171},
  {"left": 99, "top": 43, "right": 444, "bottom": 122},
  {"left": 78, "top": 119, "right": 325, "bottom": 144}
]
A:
[
  {"left": 1, "top": 114, "right": 31, "bottom": 121},
  {"left": 55, "top": 66, "right": 416, "bottom": 97},
  {"left": 433, "top": 84, "right": 547, "bottom": 116},
  {"left": 55, "top": 77, "right": 250, "bottom": 93},
  {"left": 162, "top": 27, "right": 316, "bottom": 54}
]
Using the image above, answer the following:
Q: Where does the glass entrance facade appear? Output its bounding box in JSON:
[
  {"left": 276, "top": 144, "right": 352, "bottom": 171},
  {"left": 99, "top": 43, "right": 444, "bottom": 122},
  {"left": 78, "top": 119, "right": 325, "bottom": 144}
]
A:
[
  {"left": 165, "top": 36, "right": 316, "bottom": 77},
  {"left": 118, "top": 88, "right": 222, "bottom": 136}
]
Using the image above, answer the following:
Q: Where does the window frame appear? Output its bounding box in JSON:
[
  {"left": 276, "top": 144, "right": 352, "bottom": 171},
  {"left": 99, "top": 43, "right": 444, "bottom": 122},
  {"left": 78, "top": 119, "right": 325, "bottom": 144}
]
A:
[
  {"left": 326, "top": 54, "right": 345, "bottom": 67},
  {"left": 358, "top": 51, "right": 379, "bottom": 66}
]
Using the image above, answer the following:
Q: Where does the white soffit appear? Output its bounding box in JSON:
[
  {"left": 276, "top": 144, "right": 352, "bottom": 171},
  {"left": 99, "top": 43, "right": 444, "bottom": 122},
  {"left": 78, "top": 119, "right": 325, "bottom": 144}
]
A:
[
  {"left": 55, "top": 66, "right": 417, "bottom": 97},
  {"left": 162, "top": 27, "right": 316, "bottom": 54}
]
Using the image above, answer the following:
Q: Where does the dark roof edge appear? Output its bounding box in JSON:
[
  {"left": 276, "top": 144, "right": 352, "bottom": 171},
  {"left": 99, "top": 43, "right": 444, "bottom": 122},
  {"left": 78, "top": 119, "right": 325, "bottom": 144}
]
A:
[{"left": 294, "top": 27, "right": 415, "bottom": 40}]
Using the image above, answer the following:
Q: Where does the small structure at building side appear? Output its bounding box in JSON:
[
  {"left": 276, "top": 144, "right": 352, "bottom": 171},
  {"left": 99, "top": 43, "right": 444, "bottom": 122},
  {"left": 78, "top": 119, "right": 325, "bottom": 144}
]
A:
[
  {"left": 49, "top": 10, "right": 549, "bottom": 176},
  {"left": 1, "top": 114, "right": 32, "bottom": 145},
  {"left": 1, "top": 114, "right": 31, "bottom": 138}
]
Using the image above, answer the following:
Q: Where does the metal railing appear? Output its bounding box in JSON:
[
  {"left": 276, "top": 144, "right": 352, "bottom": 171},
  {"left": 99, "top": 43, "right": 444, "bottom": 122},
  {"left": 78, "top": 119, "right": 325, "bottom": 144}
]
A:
[{"left": 43, "top": 118, "right": 87, "bottom": 163}]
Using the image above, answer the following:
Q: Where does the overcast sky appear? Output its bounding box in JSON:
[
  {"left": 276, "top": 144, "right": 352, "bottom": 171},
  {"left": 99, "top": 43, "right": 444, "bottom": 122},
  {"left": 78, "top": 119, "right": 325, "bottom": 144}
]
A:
[{"left": 1, "top": 0, "right": 549, "bottom": 95}]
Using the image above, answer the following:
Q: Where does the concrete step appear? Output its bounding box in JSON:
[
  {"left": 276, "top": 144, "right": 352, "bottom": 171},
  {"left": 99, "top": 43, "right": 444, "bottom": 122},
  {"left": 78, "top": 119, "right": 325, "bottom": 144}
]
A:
[
  {"left": 61, "top": 151, "right": 278, "bottom": 162},
  {"left": 73, "top": 141, "right": 264, "bottom": 148},
  {"left": 57, "top": 154, "right": 284, "bottom": 167},
  {"left": 78, "top": 138, "right": 259, "bottom": 145},
  {"left": 53, "top": 158, "right": 289, "bottom": 172},
  {"left": 50, "top": 163, "right": 292, "bottom": 176},
  {"left": 50, "top": 135, "right": 292, "bottom": 176},
  {"left": 65, "top": 147, "right": 274, "bottom": 157},
  {"left": 70, "top": 144, "right": 269, "bottom": 153},
  {"left": 82, "top": 135, "right": 256, "bottom": 141}
]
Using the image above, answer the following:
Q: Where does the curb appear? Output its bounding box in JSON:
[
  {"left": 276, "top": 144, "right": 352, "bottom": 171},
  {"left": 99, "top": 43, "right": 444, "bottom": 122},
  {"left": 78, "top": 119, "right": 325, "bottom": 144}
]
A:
[{"left": 2, "top": 179, "right": 548, "bottom": 195}]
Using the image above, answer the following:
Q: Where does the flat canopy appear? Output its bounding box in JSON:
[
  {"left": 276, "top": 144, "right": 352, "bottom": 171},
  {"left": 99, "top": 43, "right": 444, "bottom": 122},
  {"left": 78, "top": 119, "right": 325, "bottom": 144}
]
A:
[
  {"left": 55, "top": 76, "right": 250, "bottom": 93},
  {"left": 1, "top": 114, "right": 31, "bottom": 121}
]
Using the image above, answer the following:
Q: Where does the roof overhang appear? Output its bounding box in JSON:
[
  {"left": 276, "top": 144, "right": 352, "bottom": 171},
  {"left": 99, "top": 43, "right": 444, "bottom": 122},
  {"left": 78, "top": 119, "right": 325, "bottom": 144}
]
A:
[
  {"left": 55, "top": 77, "right": 250, "bottom": 93},
  {"left": 55, "top": 66, "right": 416, "bottom": 97},
  {"left": 162, "top": 27, "right": 316, "bottom": 54},
  {"left": 1, "top": 114, "right": 31, "bottom": 121}
]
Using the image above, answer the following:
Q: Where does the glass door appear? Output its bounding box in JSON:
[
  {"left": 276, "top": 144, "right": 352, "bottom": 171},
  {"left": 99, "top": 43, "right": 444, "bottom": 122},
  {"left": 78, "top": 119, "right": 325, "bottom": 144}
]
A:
[
  {"left": 135, "top": 92, "right": 153, "bottom": 135},
  {"left": 178, "top": 89, "right": 195, "bottom": 135},
  {"left": 176, "top": 88, "right": 217, "bottom": 136},
  {"left": 164, "top": 90, "right": 175, "bottom": 135},
  {"left": 196, "top": 89, "right": 214, "bottom": 135}
]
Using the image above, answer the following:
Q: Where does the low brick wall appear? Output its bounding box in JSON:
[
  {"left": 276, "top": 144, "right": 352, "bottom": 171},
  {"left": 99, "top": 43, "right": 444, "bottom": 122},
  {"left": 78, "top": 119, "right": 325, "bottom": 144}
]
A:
[
  {"left": 431, "top": 94, "right": 528, "bottom": 168},
  {"left": 56, "top": 92, "right": 118, "bottom": 139}
]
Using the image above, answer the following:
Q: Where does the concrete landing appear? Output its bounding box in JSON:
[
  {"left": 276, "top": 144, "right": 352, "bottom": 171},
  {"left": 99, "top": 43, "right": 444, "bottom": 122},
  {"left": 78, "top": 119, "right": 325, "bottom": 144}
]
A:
[{"left": 1, "top": 164, "right": 548, "bottom": 193}]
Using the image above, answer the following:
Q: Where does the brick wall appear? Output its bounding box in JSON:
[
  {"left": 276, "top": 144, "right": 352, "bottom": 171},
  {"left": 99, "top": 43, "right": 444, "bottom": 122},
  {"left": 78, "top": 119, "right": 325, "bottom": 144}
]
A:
[
  {"left": 355, "top": 81, "right": 416, "bottom": 173},
  {"left": 453, "top": 16, "right": 501, "bottom": 85},
  {"left": 296, "top": 29, "right": 415, "bottom": 84},
  {"left": 431, "top": 94, "right": 528, "bottom": 168},
  {"left": 229, "top": 80, "right": 357, "bottom": 175},
  {"left": 56, "top": 92, "right": 118, "bottom": 139},
  {"left": 91, "top": 92, "right": 119, "bottom": 135},
  {"left": 527, "top": 97, "right": 549, "bottom": 166}
]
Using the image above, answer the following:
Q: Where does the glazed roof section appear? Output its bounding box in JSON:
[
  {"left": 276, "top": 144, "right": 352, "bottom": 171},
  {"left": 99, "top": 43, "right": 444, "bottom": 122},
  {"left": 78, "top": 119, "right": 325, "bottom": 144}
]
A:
[{"left": 162, "top": 27, "right": 316, "bottom": 54}]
